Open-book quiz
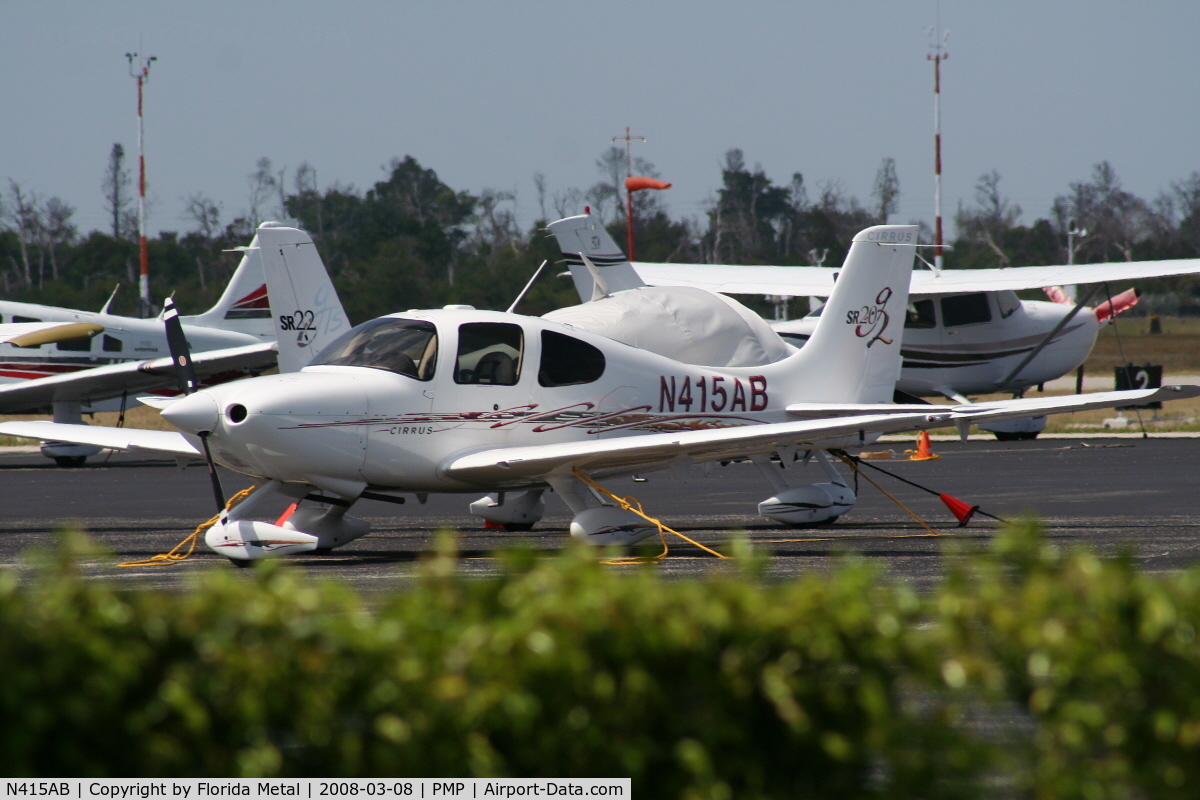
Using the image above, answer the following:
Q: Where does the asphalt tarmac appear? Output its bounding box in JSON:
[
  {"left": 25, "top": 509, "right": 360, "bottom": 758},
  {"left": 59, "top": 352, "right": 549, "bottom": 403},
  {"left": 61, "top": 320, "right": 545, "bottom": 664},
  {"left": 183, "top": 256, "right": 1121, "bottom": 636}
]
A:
[{"left": 2, "top": 436, "right": 1199, "bottom": 592}]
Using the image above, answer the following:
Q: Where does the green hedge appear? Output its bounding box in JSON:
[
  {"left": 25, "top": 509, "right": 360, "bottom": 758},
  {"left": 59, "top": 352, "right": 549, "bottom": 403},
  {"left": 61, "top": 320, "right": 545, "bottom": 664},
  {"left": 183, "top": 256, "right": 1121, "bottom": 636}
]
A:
[{"left": 1, "top": 526, "right": 1198, "bottom": 799}]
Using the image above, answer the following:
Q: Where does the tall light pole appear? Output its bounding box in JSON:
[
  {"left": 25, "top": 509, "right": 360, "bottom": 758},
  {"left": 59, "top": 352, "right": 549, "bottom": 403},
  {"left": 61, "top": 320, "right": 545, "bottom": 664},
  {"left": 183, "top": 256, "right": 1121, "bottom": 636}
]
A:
[
  {"left": 926, "top": 16, "right": 948, "bottom": 272},
  {"left": 611, "top": 127, "right": 645, "bottom": 260},
  {"left": 126, "top": 52, "right": 157, "bottom": 317},
  {"left": 1065, "top": 220, "right": 1088, "bottom": 302}
]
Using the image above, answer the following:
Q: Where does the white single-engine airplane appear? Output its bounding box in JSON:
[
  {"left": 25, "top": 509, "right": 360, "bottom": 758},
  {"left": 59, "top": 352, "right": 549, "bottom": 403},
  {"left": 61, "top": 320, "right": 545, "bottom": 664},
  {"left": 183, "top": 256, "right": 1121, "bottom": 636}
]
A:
[
  {"left": 0, "top": 226, "right": 286, "bottom": 464},
  {"left": 608, "top": 242, "right": 1200, "bottom": 439},
  {"left": 1, "top": 220, "right": 1192, "bottom": 564}
]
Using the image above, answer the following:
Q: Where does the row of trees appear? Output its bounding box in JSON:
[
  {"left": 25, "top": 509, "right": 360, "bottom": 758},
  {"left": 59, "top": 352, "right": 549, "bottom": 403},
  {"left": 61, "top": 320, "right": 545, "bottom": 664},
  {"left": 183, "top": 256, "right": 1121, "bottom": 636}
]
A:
[{"left": 2, "top": 146, "right": 1198, "bottom": 323}]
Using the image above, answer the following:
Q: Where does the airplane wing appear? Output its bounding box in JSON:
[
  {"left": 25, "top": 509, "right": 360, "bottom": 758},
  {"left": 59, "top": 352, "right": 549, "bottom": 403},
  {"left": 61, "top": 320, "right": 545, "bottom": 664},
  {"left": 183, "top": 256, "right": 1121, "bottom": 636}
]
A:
[
  {"left": 442, "top": 385, "right": 1198, "bottom": 485},
  {"left": 0, "top": 341, "right": 276, "bottom": 414},
  {"left": 633, "top": 263, "right": 836, "bottom": 296},
  {"left": 632, "top": 258, "right": 1200, "bottom": 297},
  {"left": 0, "top": 421, "right": 199, "bottom": 456}
]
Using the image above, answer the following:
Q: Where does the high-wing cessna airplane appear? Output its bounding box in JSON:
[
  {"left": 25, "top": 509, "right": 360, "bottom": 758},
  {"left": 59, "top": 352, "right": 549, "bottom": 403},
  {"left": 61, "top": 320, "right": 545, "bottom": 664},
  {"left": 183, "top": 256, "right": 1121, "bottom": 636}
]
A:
[
  {"left": 0, "top": 220, "right": 1190, "bottom": 564},
  {"left": 0, "top": 226, "right": 284, "bottom": 464},
  {"left": 604, "top": 242, "right": 1200, "bottom": 439}
]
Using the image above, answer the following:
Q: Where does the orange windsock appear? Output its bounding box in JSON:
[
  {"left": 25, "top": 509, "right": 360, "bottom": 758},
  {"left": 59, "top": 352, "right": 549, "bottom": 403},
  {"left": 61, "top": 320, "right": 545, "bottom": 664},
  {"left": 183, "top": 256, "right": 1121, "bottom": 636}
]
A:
[
  {"left": 1094, "top": 288, "right": 1141, "bottom": 321},
  {"left": 625, "top": 176, "right": 672, "bottom": 192}
]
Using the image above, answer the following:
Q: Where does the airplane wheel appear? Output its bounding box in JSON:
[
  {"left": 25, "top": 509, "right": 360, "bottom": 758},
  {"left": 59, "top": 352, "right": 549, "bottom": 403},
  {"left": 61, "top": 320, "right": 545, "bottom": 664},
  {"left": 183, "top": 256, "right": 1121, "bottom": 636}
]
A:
[
  {"left": 228, "top": 558, "right": 254, "bottom": 569},
  {"left": 993, "top": 431, "right": 1040, "bottom": 442},
  {"left": 503, "top": 523, "right": 536, "bottom": 532},
  {"left": 54, "top": 456, "right": 87, "bottom": 468},
  {"left": 786, "top": 516, "right": 839, "bottom": 528}
]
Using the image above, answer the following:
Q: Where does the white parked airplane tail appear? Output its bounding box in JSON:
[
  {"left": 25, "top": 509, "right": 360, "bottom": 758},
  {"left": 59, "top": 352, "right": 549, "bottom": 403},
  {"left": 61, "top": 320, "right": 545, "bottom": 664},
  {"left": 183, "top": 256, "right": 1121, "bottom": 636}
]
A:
[
  {"left": 784, "top": 225, "right": 918, "bottom": 404},
  {"left": 181, "top": 223, "right": 297, "bottom": 338},
  {"left": 547, "top": 211, "right": 646, "bottom": 302},
  {"left": 255, "top": 224, "right": 351, "bottom": 373}
]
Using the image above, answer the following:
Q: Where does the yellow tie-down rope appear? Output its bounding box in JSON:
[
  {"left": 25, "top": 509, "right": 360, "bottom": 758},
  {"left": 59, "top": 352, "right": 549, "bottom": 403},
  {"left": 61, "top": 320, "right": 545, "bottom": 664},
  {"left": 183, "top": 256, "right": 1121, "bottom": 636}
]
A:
[
  {"left": 570, "top": 468, "right": 729, "bottom": 564},
  {"left": 571, "top": 450, "right": 947, "bottom": 558},
  {"left": 119, "top": 484, "right": 260, "bottom": 568}
]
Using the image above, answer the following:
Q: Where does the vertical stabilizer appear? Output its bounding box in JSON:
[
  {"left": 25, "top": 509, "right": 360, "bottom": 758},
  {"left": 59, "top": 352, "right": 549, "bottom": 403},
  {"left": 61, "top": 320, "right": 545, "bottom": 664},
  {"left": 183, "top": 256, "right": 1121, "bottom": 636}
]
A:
[
  {"left": 547, "top": 212, "right": 646, "bottom": 302},
  {"left": 255, "top": 224, "right": 351, "bottom": 373},
  {"left": 787, "top": 226, "right": 917, "bottom": 403},
  {"left": 182, "top": 223, "right": 293, "bottom": 339}
]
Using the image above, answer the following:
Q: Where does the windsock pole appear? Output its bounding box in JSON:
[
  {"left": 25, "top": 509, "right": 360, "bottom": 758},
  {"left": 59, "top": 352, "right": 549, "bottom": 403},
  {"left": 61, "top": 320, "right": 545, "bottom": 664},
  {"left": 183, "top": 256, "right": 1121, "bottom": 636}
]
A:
[
  {"left": 610, "top": 127, "right": 646, "bottom": 260},
  {"left": 926, "top": 16, "right": 948, "bottom": 272},
  {"left": 127, "top": 52, "right": 157, "bottom": 317}
]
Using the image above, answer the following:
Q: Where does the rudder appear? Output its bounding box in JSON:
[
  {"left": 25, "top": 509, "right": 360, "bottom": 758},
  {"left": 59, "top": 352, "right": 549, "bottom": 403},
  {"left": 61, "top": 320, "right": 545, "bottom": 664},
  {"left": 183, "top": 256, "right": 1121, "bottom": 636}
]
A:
[
  {"left": 182, "top": 222, "right": 292, "bottom": 339},
  {"left": 547, "top": 212, "right": 645, "bottom": 302},
  {"left": 256, "top": 224, "right": 351, "bottom": 373},
  {"left": 787, "top": 225, "right": 917, "bottom": 403}
]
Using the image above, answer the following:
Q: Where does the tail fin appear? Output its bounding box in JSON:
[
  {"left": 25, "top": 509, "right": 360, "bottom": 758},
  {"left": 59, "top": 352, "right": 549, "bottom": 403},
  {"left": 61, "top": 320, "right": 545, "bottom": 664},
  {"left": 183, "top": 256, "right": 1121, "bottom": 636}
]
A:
[
  {"left": 787, "top": 225, "right": 917, "bottom": 403},
  {"left": 547, "top": 212, "right": 645, "bottom": 302},
  {"left": 255, "top": 224, "right": 351, "bottom": 373},
  {"left": 182, "top": 223, "right": 291, "bottom": 338}
]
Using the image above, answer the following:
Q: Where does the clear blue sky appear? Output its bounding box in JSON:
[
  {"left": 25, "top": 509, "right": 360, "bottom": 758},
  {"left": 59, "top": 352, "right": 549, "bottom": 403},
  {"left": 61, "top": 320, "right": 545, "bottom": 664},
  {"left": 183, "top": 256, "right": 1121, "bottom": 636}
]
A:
[{"left": 2, "top": 0, "right": 1197, "bottom": 243}]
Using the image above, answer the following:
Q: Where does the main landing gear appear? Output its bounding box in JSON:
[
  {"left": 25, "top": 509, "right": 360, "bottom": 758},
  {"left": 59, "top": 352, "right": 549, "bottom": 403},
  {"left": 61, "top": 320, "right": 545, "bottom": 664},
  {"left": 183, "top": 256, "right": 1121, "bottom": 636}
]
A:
[
  {"left": 468, "top": 489, "right": 546, "bottom": 531},
  {"left": 751, "top": 449, "right": 856, "bottom": 526}
]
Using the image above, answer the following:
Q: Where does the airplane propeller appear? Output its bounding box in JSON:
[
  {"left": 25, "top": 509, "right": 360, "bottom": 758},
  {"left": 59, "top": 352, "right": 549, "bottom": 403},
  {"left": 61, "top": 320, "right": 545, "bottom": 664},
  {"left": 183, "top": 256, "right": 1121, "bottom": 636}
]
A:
[{"left": 162, "top": 296, "right": 226, "bottom": 509}]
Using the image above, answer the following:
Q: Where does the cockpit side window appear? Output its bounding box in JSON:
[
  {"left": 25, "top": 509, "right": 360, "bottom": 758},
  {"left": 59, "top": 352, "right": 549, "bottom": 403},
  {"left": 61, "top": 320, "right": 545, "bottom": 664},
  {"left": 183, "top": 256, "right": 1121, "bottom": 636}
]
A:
[
  {"left": 940, "top": 293, "right": 993, "bottom": 327},
  {"left": 905, "top": 299, "right": 937, "bottom": 328},
  {"left": 310, "top": 318, "right": 438, "bottom": 380},
  {"left": 539, "top": 330, "right": 605, "bottom": 386},
  {"left": 455, "top": 322, "right": 523, "bottom": 385},
  {"left": 996, "top": 290, "right": 1021, "bottom": 319}
]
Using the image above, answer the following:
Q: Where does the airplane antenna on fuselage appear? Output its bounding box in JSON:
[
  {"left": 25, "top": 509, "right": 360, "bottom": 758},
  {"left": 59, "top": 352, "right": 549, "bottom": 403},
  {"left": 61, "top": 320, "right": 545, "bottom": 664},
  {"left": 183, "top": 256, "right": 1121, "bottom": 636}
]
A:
[{"left": 506, "top": 260, "right": 549, "bottom": 314}]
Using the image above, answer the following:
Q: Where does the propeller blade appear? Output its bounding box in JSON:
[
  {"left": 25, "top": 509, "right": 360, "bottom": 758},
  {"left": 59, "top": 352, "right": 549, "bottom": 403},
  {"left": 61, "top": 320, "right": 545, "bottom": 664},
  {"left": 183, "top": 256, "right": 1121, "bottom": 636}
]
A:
[
  {"left": 198, "top": 432, "right": 226, "bottom": 509},
  {"left": 162, "top": 296, "right": 198, "bottom": 395},
  {"left": 162, "top": 296, "right": 225, "bottom": 510}
]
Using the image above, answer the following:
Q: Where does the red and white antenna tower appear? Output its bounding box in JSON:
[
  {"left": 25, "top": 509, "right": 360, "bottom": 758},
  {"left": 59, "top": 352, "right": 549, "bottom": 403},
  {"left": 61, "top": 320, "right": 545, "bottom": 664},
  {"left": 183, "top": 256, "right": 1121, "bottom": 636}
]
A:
[
  {"left": 126, "top": 51, "right": 157, "bottom": 317},
  {"left": 926, "top": 12, "right": 948, "bottom": 272},
  {"left": 610, "top": 127, "right": 646, "bottom": 260}
]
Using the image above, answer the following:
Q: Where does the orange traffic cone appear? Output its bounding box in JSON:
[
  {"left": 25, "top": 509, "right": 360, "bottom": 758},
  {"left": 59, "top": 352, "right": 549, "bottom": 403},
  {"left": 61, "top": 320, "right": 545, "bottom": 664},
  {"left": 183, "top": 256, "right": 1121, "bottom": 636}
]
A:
[
  {"left": 939, "top": 493, "right": 980, "bottom": 527},
  {"left": 906, "top": 430, "right": 941, "bottom": 461}
]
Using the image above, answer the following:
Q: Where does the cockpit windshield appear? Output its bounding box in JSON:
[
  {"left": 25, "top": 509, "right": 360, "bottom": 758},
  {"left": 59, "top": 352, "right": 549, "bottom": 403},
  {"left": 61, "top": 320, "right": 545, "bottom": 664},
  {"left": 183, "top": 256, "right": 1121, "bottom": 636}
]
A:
[{"left": 310, "top": 318, "right": 438, "bottom": 380}]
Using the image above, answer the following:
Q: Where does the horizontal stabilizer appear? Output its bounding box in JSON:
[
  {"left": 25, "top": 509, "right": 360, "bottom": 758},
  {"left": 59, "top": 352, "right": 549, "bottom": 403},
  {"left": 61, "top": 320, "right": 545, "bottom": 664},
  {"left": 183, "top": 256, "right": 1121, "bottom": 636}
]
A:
[{"left": 0, "top": 322, "right": 104, "bottom": 347}]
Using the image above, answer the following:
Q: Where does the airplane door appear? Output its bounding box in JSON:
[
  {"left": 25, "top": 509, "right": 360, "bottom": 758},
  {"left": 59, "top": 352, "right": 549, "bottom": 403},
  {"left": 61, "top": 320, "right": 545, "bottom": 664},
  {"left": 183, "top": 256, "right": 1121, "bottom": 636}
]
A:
[
  {"left": 896, "top": 297, "right": 946, "bottom": 395},
  {"left": 937, "top": 292, "right": 1001, "bottom": 392},
  {"left": 448, "top": 322, "right": 532, "bottom": 432}
]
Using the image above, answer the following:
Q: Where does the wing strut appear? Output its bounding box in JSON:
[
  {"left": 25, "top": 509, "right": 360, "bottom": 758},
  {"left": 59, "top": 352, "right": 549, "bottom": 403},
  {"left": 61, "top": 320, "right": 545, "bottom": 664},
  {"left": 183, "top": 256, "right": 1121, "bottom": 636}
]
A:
[{"left": 995, "top": 284, "right": 1101, "bottom": 391}]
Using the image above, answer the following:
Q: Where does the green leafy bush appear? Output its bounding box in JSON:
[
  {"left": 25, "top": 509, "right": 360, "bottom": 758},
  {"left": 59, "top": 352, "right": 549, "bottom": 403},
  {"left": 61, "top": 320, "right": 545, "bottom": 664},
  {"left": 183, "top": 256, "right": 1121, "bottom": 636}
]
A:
[
  {"left": 0, "top": 533, "right": 978, "bottom": 797},
  {"left": 3, "top": 524, "right": 1199, "bottom": 800},
  {"left": 938, "top": 521, "right": 1200, "bottom": 799}
]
